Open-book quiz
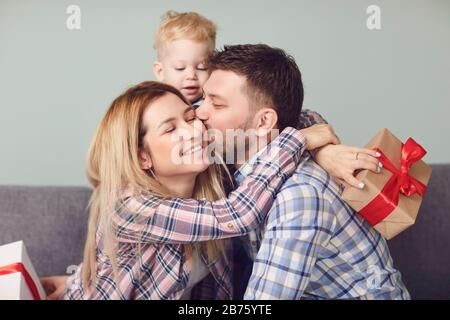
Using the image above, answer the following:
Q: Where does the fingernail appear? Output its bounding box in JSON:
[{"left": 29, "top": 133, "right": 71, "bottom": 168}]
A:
[
  {"left": 358, "top": 182, "right": 365, "bottom": 189},
  {"left": 377, "top": 166, "right": 381, "bottom": 173},
  {"left": 378, "top": 162, "right": 383, "bottom": 168},
  {"left": 375, "top": 152, "right": 381, "bottom": 157}
]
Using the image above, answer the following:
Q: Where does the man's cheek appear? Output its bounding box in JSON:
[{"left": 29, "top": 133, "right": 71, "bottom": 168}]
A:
[{"left": 218, "top": 119, "right": 234, "bottom": 132}]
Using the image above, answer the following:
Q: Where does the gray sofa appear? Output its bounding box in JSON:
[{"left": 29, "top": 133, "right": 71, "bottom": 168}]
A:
[{"left": 1, "top": 165, "right": 449, "bottom": 299}]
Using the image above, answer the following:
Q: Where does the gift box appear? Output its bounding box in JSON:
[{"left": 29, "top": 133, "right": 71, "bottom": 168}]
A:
[
  {"left": 0, "top": 240, "right": 46, "bottom": 300},
  {"left": 342, "top": 128, "right": 432, "bottom": 240}
]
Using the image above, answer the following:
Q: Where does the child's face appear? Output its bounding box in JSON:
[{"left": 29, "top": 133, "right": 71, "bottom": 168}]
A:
[{"left": 154, "top": 39, "right": 211, "bottom": 103}]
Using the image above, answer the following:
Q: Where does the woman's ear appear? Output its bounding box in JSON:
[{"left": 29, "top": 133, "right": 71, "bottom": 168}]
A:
[
  {"left": 152, "top": 61, "right": 164, "bottom": 82},
  {"left": 254, "top": 108, "right": 278, "bottom": 136},
  {"left": 138, "top": 148, "right": 153, "bottom": 171}
]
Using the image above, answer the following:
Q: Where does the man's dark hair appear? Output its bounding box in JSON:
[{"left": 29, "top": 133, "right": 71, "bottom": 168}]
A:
[{"left": 208, "top": 44, "right": 304, "bottom": 131}]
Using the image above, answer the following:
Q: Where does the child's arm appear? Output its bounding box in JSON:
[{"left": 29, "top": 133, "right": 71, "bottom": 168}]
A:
[{"left": 298, "top": 108, "right": 329, "bottom": 128}]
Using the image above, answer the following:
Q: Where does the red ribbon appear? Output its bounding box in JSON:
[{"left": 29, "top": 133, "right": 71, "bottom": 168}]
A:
[
  {"left": 0, "top": 262, "right": 41, "bottom": 300},
  {"left": 358, "top": 138, "right": 428, "bottom": 226}
]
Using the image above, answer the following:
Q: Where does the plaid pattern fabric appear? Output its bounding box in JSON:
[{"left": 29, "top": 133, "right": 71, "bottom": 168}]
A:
[
  {"left": 63, "top": 127, "right": 307, "bottom": 300},
  {"left": 231, "top": 108, "right": 329, "bottom": 298},
  {"left": 236, "top": 108, "right": 330, "bottom": 261},
  {"left": 236, "top": 153, "right": 410, "bottom": 300},
  {"left": 297, "top": 108, "right": 329, "bottom": 128}
]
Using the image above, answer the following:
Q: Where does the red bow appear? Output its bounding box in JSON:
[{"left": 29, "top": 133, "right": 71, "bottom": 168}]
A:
[
  {"left": 358, "top": 138, "right": 427, "bottom": 226},
  {"left": 0, "top": 262, "right": 42, "bottom": 300}
]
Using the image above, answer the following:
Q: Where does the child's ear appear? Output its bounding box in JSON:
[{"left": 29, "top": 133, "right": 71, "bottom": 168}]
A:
[
  {"left": 254, "top": 108, "right": 278, "bottom": 137},
  {"left": 153, "top": 61, "right": 164, "bottom": 81},
  {"left": 138, "top": 148, "right": 153, "bottom": 171}
]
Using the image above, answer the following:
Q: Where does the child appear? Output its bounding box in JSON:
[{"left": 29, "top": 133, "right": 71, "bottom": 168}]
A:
[{"left": 153, "top": 11, "right": 216, "bottom": 108}]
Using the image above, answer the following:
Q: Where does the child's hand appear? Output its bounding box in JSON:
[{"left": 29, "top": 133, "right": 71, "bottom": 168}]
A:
[{"left": 40, "top": 275, "right": 69, "bottom": 300}]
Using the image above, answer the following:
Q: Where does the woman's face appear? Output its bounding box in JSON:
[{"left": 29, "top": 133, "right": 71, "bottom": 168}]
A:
[{"left": 139, "top": 92, "right": 209, "bottom": 178}]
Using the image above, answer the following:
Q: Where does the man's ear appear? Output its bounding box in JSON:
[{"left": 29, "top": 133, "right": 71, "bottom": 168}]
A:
[
  {"left": 138, "top": 148, "right": 153, "bottom": 171},
  {"left": 153, "top": 61, "right": 164, "bottom": 82},
  {"left": 254, "top": 108, "right": 278, "bottom": 137}
]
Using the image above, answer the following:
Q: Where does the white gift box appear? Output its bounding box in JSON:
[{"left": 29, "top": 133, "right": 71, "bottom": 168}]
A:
[{"left": 0, "top": 240, "right": 46, "bottom": 300}]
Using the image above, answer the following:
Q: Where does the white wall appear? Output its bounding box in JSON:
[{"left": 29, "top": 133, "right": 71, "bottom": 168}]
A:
[{"left": 0, "top": 0, "right": 449, "bottom": 186}]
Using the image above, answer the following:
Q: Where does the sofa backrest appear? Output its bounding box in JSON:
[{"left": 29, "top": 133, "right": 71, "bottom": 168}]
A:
[
  {"left": 388, "top": 164, "right": 450, "bottom": 299},
  {"left": 0, "top": 186, "right": 91, "bottom": 277}
]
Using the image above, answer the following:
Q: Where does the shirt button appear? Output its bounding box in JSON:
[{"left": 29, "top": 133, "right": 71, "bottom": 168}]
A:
[
  {"left": 251, "top": 241, "right": 257, "bottom": 246},
  {"left": 227, "top": 223, "right": 234, "bottom": 229}
]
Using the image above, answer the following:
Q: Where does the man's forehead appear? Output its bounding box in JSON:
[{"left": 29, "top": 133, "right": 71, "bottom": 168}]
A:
[{"left": 204, "top": 70, "right": 246, "bottom": 95}]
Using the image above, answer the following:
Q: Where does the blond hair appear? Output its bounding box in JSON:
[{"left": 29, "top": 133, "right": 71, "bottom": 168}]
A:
[
  {"left": 82, "top": 81, "right": 230, "bottom": 289},
  {"left": 154, "top": 10, "right": 217, "bottom": 58}
]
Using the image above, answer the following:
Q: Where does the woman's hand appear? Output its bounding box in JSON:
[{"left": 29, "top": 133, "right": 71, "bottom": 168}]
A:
[
  {"left": 314, "top": 144, "right": 382, "bottom": 189},
  {"left": 300, "top": 124, "right": 340, "bottom": 151},
  {"left": 40, "top": 275, "right": 69, "bottom": 300}
]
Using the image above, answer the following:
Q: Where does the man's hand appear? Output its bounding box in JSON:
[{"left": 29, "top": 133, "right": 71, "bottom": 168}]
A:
[
  {"left": 40, "top": 275, "right": 69, "bottom": 300},
  {"left": 314, "top": 144, "right": 382, "bottom": 189},
  {"left": 300, "top": 124, "right": 340, "bottom": 151}
]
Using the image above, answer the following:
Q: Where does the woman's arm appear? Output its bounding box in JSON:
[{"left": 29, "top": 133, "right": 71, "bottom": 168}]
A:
[{"left": 114, "top": 127, "right": 312, "bottom": 244}]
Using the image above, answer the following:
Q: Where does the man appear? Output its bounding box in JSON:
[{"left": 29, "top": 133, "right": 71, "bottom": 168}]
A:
[{"left": 196, "top": 44, "right": 409, "bottom": 299}]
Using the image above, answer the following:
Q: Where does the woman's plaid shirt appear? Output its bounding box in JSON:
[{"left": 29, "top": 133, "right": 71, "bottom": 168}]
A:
[{"left": 63, "top": 127, "right": 307, "bottom": 299}]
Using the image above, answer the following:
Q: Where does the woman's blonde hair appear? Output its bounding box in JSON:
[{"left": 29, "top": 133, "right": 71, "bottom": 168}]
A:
[
  {"left": 154, "top": 10, "right": 217, "bottom": 58},
  {"left": 82, "top": 81, "right": 230, "bottom": 289}
]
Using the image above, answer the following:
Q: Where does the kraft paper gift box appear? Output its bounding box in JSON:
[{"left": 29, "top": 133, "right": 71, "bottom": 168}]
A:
[
  {"left": 0, "top": 240, "right": 46, "bottom": 300},
  {"left": 342, "top": 128, "right": 432, "bottom": 240}
]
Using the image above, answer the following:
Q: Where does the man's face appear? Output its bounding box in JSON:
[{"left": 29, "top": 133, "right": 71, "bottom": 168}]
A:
[
  {"left": 196, "top": 70, "right": 257, "bottom": 164},
  {"left": 196, "top": 70, "right": 251, "bottom": 135}
]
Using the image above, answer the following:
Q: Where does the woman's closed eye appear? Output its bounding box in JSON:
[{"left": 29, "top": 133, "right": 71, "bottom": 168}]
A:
[{"left": 163, "top": 126, "right": 175, "bottom": 134}]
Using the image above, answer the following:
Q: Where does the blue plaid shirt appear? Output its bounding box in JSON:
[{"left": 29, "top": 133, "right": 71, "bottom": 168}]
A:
[{"left": 235, "top": 150, "right": 411, "bottom": 300}]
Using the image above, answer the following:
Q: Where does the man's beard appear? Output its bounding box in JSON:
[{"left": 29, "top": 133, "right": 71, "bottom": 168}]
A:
[
  {"left": 204, "top": 115, "right": 260, "bottom": 166},
  {"left": 224, "top": 116, "right": 255, "bottom": 166}
]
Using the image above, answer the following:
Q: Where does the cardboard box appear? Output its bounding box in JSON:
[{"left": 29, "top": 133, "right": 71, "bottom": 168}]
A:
[
  {"left": 342, "top": 128, "right": 432, "bottom": 240},
  {"left": 0, "top": 240, "right": 46, "bottom": 300}
]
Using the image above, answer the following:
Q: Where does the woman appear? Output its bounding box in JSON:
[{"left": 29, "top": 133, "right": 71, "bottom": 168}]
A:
[{"left": 40, "top": 81, "right": 341, "bottom": 299}]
